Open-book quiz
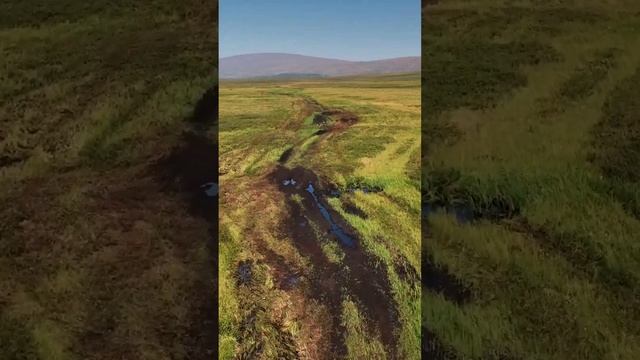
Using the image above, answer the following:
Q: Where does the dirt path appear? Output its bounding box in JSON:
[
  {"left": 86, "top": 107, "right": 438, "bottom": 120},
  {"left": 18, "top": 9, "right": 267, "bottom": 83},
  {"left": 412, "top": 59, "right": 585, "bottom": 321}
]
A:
[
  {"left": 277, "top": 96, "right": 359, "bottom": 165},
  {"left": 255, "top": 96, "right": 401, "bottom": 358}
]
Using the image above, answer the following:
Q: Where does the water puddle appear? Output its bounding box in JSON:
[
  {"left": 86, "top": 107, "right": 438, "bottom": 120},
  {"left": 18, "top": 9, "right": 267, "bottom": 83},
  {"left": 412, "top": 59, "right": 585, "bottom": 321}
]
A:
[
  {"left": 279, "top": 172, "right": 358, "bottom": 248},
  {"left": 282, "top": 178, "right": 297, "bottom": 186},
  {"left": 269, "top": 166, "right": 400, "bottom": 355},
  {"left": 237, "top": 260, "right": 253, "bottom": 286},
  {"left": 306, "top": 183, "right": 356, "bottom": 248}
]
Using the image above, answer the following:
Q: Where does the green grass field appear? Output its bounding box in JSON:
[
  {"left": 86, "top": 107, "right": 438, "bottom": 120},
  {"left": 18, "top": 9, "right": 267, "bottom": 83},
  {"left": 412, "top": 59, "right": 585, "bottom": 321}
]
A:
[
  {"left": 423, "top": 1, "right": 640, "bottom": 359},
  {"left": 219, "top": 74, "right": 421, "bottom": 359},
  {"left": 0, "top": 1, "right": 217, "bottom": 359}
]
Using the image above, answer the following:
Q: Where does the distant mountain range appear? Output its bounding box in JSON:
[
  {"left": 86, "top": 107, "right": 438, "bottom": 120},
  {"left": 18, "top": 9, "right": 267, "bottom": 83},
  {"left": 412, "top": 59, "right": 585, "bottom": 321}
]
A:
[{"left": 219, "top": 53, "right": 420, "bottom": 79}]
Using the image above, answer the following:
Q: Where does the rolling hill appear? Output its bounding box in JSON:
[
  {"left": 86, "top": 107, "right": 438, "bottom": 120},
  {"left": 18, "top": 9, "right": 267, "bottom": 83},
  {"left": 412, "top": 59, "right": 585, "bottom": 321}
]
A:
[{"left": 220, "top": 53, "right": 420, "bottom": 79}]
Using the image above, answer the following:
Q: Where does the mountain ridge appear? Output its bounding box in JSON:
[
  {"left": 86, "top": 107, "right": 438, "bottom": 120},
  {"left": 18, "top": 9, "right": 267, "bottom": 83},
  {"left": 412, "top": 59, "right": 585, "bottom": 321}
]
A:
[{"left": 220, "top": 53, "right": 420, "bottom": 79}]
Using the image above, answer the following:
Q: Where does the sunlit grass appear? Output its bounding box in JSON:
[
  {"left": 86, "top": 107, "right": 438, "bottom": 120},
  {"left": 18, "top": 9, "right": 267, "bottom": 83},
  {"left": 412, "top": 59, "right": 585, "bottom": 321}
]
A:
[{"left": 220, "top": 73, "right": 421, "bottom": 359}]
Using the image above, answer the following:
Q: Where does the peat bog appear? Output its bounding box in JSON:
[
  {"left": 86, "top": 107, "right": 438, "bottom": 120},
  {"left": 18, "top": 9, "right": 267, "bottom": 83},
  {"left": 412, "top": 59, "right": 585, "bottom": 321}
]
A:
[{"left": 220, "top": 74, "right": 421, "bottom": 359}]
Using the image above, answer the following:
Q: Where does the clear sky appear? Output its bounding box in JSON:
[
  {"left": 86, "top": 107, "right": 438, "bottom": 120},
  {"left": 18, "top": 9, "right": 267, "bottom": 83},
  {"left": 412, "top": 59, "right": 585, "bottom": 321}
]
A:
[{"left": 220, "top": 0, "right": 420, "bottom": 61}]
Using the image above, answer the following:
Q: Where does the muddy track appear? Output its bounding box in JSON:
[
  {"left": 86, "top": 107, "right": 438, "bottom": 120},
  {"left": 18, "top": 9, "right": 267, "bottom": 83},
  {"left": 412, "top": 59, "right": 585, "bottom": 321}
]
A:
[
  {"left": 269, "top": 165, "right": 400, "bottom": 358},
  {"left": 227, "top": 95, "right": 401, "bottom": 358},
  {"left": 255, "top": 95, "right": 400, "bottom": 358},
  {"left": 278, "top": 96, "right": 360, "bottom": 163}
]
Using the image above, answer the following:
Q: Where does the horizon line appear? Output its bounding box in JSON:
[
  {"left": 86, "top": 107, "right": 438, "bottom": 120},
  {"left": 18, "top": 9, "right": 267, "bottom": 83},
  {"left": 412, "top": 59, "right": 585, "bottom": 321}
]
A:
[{"left": 219, "top": 52, "right": 421, "bottom": 62}]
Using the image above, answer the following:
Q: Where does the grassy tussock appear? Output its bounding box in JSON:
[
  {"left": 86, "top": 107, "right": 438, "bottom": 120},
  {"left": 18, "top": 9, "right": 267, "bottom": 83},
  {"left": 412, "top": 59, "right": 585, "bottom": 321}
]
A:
[{"left": 424, "top": 1, "right": 640, "bottom": 358}]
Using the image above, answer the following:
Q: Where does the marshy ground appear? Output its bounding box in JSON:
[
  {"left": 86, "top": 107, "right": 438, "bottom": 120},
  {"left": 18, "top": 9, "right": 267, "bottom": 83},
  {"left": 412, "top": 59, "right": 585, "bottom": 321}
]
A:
[
  {"left": 219, "top": 74, "right": 421, "bottom": 359},
  {"left": 423, "top": 1, "right": 640, "bottom": 359}
]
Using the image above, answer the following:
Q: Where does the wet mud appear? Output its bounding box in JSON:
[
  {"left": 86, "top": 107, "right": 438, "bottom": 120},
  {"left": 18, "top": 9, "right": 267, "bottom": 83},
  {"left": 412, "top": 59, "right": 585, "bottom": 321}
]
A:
[
  {"left": 341, "top": 199, "right": 368, "bottom": 219},
  {"left": 320, "top": 108, "right": 359, "bottom": 124},
  {"left": 305, "top": 182, "right": 356, "bottom": 248},
  {"left": 298, "top": 96, "right": 359, "bottom": 133},
  {"left": 229, "top": 94, "right": 399, "bottom": 358},
  {"left": 254, "top": 242, "right": 303, "bottom": 291},
  {"left": 278, "top": 147, "right": 294, "bottom": 163},
  {"left": 312, "top": 112, "right": 331, "bottom": 125},
  {"left": 394, "top": 253, "right": 420, "bottom": 285},
  {"left": 237, "top": 260, "right": 253, "bottom": 286},
  {"left": 341, "top": 184, "right": 384, "bottom": 195},
  {"left": 267, "top": 165, "right": 400, "bottom": 358}
]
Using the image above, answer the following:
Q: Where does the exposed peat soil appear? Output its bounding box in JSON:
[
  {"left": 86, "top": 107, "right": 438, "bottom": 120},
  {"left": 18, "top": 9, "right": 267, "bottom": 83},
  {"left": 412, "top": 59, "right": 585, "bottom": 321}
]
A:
[
  {"left": 222, "top": 94, "right": 407, "bottom": 358},
  {"left": 278, "top": 97, "right": 361, "bottom": 163},
  {"left": 268, "top": 165, "right": 400, "bottom": 358},
  {"left": 243, "top": 95, "right": 402, "bottom": 358},
  {"left": 291, "top": 95, "right": 359, "bottom": 129},
  {"left": 341, "top": 198, "right": 368, "bottom": 219}
]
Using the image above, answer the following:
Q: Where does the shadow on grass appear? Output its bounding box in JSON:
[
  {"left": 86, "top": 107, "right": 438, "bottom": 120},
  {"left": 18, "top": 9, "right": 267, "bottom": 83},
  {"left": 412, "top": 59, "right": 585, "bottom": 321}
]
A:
[{"left": 154, "top": 85, "right": 218, "bottom": 359}]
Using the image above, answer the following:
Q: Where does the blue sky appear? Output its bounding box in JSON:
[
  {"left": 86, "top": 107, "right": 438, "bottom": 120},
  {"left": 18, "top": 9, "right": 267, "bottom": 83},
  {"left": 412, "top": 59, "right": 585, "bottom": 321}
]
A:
[{"left": 220, "top": 0, "right": 420, "bottom": 61}]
